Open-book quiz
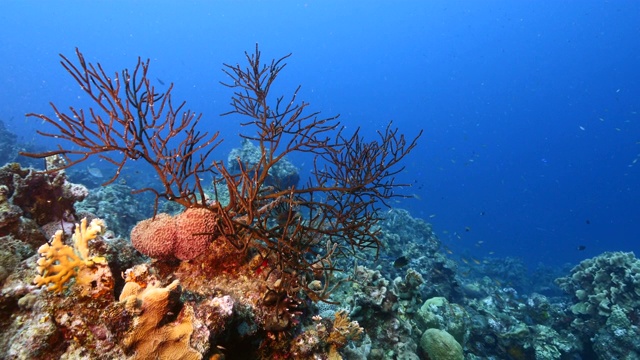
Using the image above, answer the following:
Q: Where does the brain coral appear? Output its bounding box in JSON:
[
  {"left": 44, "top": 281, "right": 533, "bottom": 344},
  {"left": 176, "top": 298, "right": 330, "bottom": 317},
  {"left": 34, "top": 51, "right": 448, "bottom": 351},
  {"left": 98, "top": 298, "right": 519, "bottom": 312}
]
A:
[
  {"left": 420, "top": 328, "right": 464, "bottom": 360},
  {"left": 131, "top": 209, "right": 216, "bottom": 261}
]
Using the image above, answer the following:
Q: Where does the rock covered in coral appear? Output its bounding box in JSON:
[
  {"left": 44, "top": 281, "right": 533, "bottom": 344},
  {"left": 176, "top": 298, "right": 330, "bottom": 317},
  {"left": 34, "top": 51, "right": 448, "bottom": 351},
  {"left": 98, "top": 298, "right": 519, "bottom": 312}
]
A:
[
  {"left": 463, "top": 287, "right": 582, "bottom": 359},
  {"left": 391, "top": 268, "right": 424, "bottom": 317},
  {"left": 228, "top": 139, "right": 300, "bottom": 190},
  {"left": 0, "top": 163, "right": 88, "bottom": 227},
  {"left": 0, "top": 252, "right": 124, "bottom": 359},
  {"left": 0, "top": 185, "right": 22, "bottom": 232},
  {"left": 378, "top": 208, "right": 462, "bottom": 301},
  {"left": 591, "top": 303, "right": 640, "bottom": 359},
  {"left": 420, "top": 328, "right": 464, "bottom": 360},
  {"left": 555, "top": 251, "right": 640, "bottom": 359},
  {"left": 290, "top": 310, "right": 365, "bottom": 359},
  {"left": 475, "top": 256, "right": 530, "bottom": 293},
  {"left": 0, "top": 119, "right": 18, "bottom": 165},
  {"left": 343, "top": 265, "right": 422, "bottom": 359},
  {"left": 75, "top": 183, "right": 152, "bottom": 238},
  {"left": 350, "top": 266, "right": 394, "bottom": 312},
  {"left": 0, "top": 163, "right": 88, "bottom": 290},
  {"left": 556, "top": 251, "right": 640, "bottom": 317},
  {"left": 2, "top": 296, "right": 61, "bottom": 359},
  {"left": 416, "top": 296, "right": 469, "bottom": 345},
  {"left": 0, "top": 234, "right": 34, "bottom": 285}
]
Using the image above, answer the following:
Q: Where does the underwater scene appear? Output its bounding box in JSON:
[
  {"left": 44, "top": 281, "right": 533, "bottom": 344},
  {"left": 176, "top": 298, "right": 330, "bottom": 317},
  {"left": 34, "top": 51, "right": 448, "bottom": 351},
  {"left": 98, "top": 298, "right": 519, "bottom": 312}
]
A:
[{"left": 1, "top": 1, "right": 639, "bottom": 359}]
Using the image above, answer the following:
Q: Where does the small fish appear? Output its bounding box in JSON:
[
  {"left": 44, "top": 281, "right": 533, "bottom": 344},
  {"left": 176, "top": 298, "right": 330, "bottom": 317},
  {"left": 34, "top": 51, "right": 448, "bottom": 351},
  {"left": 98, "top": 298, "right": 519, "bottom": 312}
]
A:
[
  {"left": 156, "top": 77, "right": 165, "bottom": 85},
  {"left": 585, "top": 219, "right": 591, "bottom": 225},
  {"left": 465, "top": 226, "right": 471, "bottom": 232},
  {"left": 393, "top": 256, "right": 409, "bottom": 268},
  {"left": 86, "top": 167, "right": 103, "bottom": 178},
  {"left": 579, "top": 126, "right": 585, "bottom": 131},
  {"left": 577, "top": 245, "right": 586, "bottom": 251}
]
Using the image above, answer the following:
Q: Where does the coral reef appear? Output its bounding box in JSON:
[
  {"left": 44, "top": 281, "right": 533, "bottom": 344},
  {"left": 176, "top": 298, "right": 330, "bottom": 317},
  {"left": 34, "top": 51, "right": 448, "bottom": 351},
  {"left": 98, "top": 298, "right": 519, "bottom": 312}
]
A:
[
  {"left": 556, "top": 251, "right": 640, "bottom": 359},
  {"left": 6, "top": 46, "right": 639, "bottom": 360},
  {"left": 75, "top": 183, "right": 152, "bottom": 238},
  {"left": 2, "top": 189, "right": 638, "bottom": 360},
  {"left": 556, "top": 251, "right": 640, "bottom": 318},
  {"left": 463, "top": 286, "right": 581, "bottom": 359},
  {"left": 0, "top": 163, "right": 89, "bottom": 291}
]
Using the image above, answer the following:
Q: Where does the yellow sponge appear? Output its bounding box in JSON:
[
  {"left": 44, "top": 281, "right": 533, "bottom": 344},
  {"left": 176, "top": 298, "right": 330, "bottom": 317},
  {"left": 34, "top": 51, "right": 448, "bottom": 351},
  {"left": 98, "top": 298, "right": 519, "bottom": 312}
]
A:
[{"left": 34, "top": 218, "right": 107, "bottom": 293}]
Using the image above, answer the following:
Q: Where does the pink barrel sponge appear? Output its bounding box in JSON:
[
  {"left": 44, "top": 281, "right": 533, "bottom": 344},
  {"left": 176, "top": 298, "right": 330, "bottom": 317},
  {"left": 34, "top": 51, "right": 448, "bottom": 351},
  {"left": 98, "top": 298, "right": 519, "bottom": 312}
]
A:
[
  {"left": 174, "top": 208, "right": 217, "bottom": 261},
  {"left": 131, "top": 208, "right": 216, "bottom": 261},
  {"left": 131, "top": 213, "right": 176, "bottom": 259}
]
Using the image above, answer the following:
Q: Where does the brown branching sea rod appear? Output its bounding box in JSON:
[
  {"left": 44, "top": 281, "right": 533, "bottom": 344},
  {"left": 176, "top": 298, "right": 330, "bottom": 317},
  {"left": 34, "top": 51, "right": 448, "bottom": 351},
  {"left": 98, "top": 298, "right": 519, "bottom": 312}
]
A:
[{"left": 21, "top": 45, "right": 422, "bottom": 305}]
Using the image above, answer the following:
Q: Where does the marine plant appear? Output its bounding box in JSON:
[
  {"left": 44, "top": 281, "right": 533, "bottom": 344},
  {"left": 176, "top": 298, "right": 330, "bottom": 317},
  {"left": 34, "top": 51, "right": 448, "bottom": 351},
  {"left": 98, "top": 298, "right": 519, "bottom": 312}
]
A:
[{"left": 22, "top": 45, "right": 421, "bottom": 305}]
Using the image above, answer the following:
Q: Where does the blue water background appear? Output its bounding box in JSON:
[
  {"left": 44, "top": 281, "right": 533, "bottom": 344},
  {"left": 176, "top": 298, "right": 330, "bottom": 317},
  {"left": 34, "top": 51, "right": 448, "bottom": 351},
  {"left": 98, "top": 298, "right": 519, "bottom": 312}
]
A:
[{"left": 1, "top": 1, "right": 639, "bottom": 268}]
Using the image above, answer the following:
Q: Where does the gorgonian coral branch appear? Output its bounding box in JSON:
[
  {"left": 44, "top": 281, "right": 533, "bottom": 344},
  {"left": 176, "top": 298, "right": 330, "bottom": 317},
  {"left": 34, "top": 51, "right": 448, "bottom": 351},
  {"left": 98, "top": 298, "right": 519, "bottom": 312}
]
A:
[
  {"left": 20, "top": 48, "right": 221, "bottom": 210},
  {"left": 217, "top": 45, "right": 422, "bottom": 301},
  {"left": 24, "top": 45, "right": 421, "bottom": 304}
]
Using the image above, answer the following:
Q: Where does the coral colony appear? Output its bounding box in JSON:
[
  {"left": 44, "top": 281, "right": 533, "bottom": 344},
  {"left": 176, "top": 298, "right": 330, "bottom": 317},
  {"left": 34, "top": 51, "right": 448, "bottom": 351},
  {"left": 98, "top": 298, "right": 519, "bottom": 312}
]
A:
[
  {"left": 23, "top": 45, "right": 420, "bottom": 303},
  {"left": 1, "top": 46, "right": 639, "bottom": 359},
  {"left": 12, "top": 45, "right": 419, "bottom": 358}
]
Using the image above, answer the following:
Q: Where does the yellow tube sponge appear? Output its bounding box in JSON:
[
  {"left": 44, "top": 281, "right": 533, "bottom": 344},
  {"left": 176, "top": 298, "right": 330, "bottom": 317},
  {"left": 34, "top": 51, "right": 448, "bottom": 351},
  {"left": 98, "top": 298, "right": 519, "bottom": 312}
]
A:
[{"left": 34, "top": 218, "right": 107, "bottom": 293}]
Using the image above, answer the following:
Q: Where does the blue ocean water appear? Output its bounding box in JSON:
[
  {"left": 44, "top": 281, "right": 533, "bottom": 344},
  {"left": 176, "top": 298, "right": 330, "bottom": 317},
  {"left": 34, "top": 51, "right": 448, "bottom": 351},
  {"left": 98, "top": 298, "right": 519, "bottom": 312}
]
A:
[{"left": 1, "top": 1, "right": 638, "bottom": 269}]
